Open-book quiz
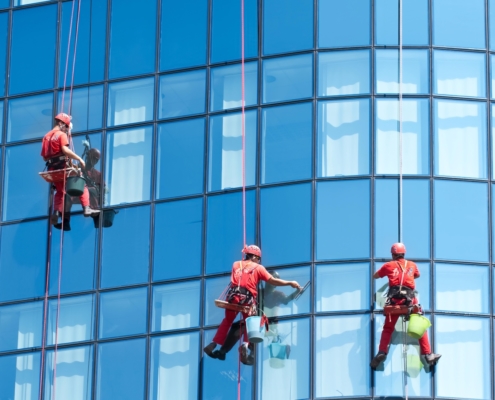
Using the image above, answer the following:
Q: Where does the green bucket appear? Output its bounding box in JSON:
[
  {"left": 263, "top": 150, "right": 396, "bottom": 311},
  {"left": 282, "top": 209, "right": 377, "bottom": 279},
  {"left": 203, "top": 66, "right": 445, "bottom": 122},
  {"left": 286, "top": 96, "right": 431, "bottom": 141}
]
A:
[
  {"left": 66, "top": 176, "right": 85, "bottom": 196},
  {"left": 407, "top": 314, "right": 431, "bottom": 339}
]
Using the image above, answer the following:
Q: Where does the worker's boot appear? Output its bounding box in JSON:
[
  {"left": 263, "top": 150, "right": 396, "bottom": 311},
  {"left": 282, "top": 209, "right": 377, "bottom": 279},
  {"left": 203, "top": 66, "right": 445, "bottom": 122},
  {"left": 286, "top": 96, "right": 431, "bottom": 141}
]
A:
[
  {"left": 212, "top": 348, "right": 226, "bottom": 361},
  {"left": 54, "top": 219, "right": 71, "bottom": 231},
  {"left": 425, "top": 353, "right": 441, "bottom": 366},
  {"left": 83, "top": 206, "right": 100, "bottom": 217},
  {"left": 239, "top": 343, "right": 253, "bottom": 366},
  {"left": 203, "top": 342, "right": 218, "bottom": 359},
  {"left": 370, "top": 351, "right": 387, "bottom": 369}
]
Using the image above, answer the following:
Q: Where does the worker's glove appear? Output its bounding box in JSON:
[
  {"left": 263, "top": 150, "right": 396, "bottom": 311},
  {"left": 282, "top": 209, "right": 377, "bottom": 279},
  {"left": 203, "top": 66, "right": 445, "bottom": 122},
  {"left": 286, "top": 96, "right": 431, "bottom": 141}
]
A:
[{"left": 82, "top": 140, "right": 90, "bottom": 148}]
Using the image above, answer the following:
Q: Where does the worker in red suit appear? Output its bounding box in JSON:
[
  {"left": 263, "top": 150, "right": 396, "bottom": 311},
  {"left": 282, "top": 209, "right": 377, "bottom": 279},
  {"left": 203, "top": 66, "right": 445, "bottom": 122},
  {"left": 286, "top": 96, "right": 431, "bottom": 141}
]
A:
[
  {"left": 41, "top": 113, "right": 100, "bottom": 226},
  {"left": 204, "top": 245, "right": 301, "bottom": 364},
  {"left": 370, "top": 242, "right": 441, "bottom": 369}
]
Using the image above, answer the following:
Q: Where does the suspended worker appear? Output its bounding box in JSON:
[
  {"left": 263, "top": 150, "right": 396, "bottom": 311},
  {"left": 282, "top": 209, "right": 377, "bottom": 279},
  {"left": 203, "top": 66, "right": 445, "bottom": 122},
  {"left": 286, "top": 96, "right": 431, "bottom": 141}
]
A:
[
  {"left": 204, "top": 245, "right": 301, "bottom": 364},
  {"left": 41, "top": 113, "right": 100, "bottom": 226},
  {"left": 370, "top": 243, "right": 441, "bottom": 369}
]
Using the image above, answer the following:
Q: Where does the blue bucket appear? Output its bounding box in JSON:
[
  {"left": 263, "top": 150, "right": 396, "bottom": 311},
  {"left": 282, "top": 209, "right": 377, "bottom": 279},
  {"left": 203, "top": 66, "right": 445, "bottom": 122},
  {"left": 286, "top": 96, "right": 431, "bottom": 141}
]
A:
[
  {"left": 269, "top": 343, "right": 286, "bottom": 360},
  {"left": 245, "top": 316, "right": 264, "bottom": 343}
]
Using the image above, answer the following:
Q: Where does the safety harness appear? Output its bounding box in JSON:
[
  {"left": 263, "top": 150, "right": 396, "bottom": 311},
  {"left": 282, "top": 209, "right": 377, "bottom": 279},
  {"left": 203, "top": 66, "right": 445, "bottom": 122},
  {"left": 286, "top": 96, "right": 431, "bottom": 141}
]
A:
[{"left": 226, "top": 260, "right": 258, "bottom": 316}]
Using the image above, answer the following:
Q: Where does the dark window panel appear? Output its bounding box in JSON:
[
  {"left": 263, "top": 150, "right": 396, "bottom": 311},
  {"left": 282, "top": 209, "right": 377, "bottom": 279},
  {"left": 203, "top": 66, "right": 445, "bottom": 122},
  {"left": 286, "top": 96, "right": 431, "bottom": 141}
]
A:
[
  {"left": 0, "top": 12, "right": 8, "bottom": 97},
  {"left": 58, "top": 86, "right": 104, "bottom": 133}
]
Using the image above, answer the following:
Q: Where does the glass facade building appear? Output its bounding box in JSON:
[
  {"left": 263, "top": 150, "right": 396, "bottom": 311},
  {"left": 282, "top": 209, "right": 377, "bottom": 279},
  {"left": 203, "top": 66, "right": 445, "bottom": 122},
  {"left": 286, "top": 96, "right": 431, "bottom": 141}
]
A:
[{"left": 0, "top": 0, "right": 494, "bottom": 398}]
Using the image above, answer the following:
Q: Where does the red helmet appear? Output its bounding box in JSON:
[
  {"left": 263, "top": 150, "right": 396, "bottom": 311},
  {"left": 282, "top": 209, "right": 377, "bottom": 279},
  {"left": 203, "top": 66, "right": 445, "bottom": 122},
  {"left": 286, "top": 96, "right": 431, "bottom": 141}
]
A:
[
  {"left": 55, "top": 113, "right": 72, "bottom": 126},
  {"left": 242, "top": 245, "right": 261, "bottom": 258},
  {"left": 391, "top": 242, "right": 406, "bottom": 255}
]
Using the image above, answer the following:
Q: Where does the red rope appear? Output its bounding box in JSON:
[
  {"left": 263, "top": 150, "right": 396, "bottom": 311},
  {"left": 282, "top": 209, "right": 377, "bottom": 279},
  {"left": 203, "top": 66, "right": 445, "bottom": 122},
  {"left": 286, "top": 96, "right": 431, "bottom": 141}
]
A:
[{"left": 60, "top": 0, "right": 77, "bottom": 112}]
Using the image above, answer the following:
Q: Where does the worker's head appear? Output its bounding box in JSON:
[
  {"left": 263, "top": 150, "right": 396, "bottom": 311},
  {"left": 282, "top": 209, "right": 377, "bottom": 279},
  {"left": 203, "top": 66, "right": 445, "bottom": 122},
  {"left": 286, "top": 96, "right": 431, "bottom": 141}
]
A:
[
  {"left": 242, "top": 244, "right": 261, "bottom": 263},
  {"left": 391, "top": 242, "right": 406, "bottom": 259},
  {"left": 55, "top": 113, "right": 72, "bottom": 132},
  {"left": 87, "top": 148, "right": 101, "bottom": 169}
]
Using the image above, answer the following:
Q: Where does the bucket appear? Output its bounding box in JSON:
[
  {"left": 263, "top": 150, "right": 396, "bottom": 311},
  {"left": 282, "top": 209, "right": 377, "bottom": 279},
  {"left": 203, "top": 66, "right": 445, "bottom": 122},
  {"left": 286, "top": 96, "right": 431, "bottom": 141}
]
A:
[
  {"left": 269, "top": 343, "right": 287, "bottom": 360},
  {"left": 246, "top": 316, "right": 264, "bottom": 343},
  {"left": 407, "top": 314, "right": 431, "bottom": 339},
  {"left": 66, "top": 176, "right": 85, "bottom": 196},
  {"left": 102, "top": 210, "right": 116, "bottom": 228}
]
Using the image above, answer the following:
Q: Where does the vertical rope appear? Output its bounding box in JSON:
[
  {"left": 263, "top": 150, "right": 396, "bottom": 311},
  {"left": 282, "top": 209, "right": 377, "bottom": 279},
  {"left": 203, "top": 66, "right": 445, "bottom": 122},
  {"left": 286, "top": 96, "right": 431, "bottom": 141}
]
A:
[
  {"left": 60, "top": 0, "right": 77, "bottom": 113},
  {"left": 398, "top": 0, "right": 403, "bottom": 243},
  {"left": 241, "top": 0, "right": 246, "bottom": 249}
]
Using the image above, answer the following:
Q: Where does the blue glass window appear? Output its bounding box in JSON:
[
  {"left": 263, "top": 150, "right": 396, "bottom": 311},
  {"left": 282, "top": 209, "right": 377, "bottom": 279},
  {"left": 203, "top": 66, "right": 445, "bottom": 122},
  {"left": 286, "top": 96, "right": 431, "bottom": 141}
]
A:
[
  {"left": 152, "top": 281, "right": 200, "bottom": 331},
  {"left": 317, "top": 99, "right": 370, "bottom": 177},
  {"left": 316, "top": 315, "right": 370, "bottom": 397},
  {"left": 160, "top": 0, "right": 207, "bottom": 71},
  {"left": 58, "top": 86, "right": 104, "bottom": 132},
  {"left": 205, "top": 191, "right": 255, "bottom": 274},
  {"left": 10, "top": 4, "right": 57, "bottom": 95},
  {"left": 490, "top": 0, "right": 495, "bottom": 51},
  {"left": 105, "top": 126, "right": 153, "bottom": 205},
  {"left": 153, "top": 199, "right": 203, "bottom": 281},
  {"left": 263, "top": 0, "right": 313, "bottom": 55},
  {"left": 316, "top": 180, "right": 370, "bottom": 260},
  {"left": 7, "top": 93, "right": 53, "bottom": 142},
  {"left": 97, "top": 338, "right": 146, "bottom": 400},
  {"left": 376, "top": 50, "right": 429, "bottom": 94},
  {"left": 109, "top": 0, "right": 156, "bottom": 79},
  {"left": 14, "top": 0, "right": 50, "bottom": 6},
  {"left": 434, "top": 180, "right": 488, "bottom": 262},
  {"left": 0, "top": 352, "right": 40, "bottom": 400},
  {"left": 149, "top": 333, "right": 199, "bottom": 399},
  {"left": 99, "top": 287, "right": 147, "bottom": 339},
  {"left": 108, "top": 78, "right": 154, "bottom": 127},
  {"left": 375, "top": 99, "right": 429, "bottom": 174},
  {"left": 3, "top": 143, "right": 48, "bottom": 221},
  {"left": 261, "top": 183, "right": 312, "bottom": 266},
  {"left": 318, "top": 50, "right": 370, "bottom": 96},
  {"left": 210, "top": 0, "right": 257, "bottom": 63},
  {"left": 101, "top": 205, "right": 150, "bottom": 288},
  {"left": 434, "top": 99, "right": 487, "bottom": 179},
  {"left": 0, "top": 12, "right": 8, "bottom": 96},
  {"left": 433, "top": 0, "right": 485, "bottom": 49},
  {"left": 434, "top": 50, "right": 486, "bottom": 98},
  {"left": 159, "top": 70, "right": 206, "bottom": 119},
  {"left": 318, "top": 0, "right": 370, "bottom": 48},
  {"left": 262, "top": 102, "right": 312, "bottom": 184},
  {"left": 156, "top": 119, "right": 205, "bottom": 199},
  {"left": 0, "top": 301, "right": 42, "bottom": 352},
  {"left": 205, "top": 276, "right": 230, "bottom": 325},
  {"left": 208, "top": 110, "right": 257, "bottom": 191},
  {"left": 210, "top": 62, "right": 257, "bottom": 112},
  {"left": 263, "top": 54, "right": 313, "bottom": 103}
]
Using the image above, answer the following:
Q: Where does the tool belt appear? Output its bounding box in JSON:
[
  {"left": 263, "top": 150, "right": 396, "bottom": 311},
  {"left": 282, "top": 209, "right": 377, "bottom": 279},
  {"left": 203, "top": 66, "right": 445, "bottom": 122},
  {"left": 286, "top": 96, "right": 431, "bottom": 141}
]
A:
[
  {"left": 45, "top": 155, "right": 68, "bottom": 169},
  {"left": 386, "top": 285, "right": 415, "bottom": 306},
  {"left": 226, "top": 285, "right": 254, "bottom": 304}
]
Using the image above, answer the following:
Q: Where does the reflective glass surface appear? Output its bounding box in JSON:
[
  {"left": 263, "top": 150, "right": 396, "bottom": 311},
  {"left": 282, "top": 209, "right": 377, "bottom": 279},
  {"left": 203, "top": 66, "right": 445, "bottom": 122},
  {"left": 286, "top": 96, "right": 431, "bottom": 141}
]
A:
[
  {"left": 108, "top": 78, "right": 154, "bottom": 126},
  {"left": 491, "top": 0, "right": 495, "bottom": 51},
  {"left": 153, "top": 199, "right": 203, "bottom": 281},
  {"left": 204, "top": 276, "right": 230, "bottom": 326},
  {"left": 317, "top": 99, "right": 370, "bottom": 177},
  {"left": 316, "top": 180, "right": 370, "bottom": 260},
  {"left": 262, "top": 54, "right": 313, "bottom": 103},
  {"left": 262, "top": 102, "right": 312, "bottom": 184},
  {"left": 0, "top": 301, "right": 42, "bottom": 352},
  {"left": 261, "top": 184, "right": 312, "bottom": 266},
  {"left": 0, "top": 352, "right": 40, "bottom": 400},
  {"left": 318, "top": 50, "right": 370, "bottom": 96},
  {"left": 58, "top": 86, "right": 104, "bottom": 132},
  {"left": 0, "top": 12, "right": 8, "bottom": 96}
]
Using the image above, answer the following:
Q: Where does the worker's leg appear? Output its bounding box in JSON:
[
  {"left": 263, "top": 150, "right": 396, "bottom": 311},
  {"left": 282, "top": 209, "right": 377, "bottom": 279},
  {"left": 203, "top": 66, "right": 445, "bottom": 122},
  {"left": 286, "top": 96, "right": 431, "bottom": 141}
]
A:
[
  {"left": 378, "top": 313, "right": 400, "bottom": 353},
  {"left": 213, "top": 309, "right": 238, "bottom": 346},
  {"left": 53, "top": 181, "right": 65, "bottom": 213},
  {"left": 79, "top": 186, "right": 90, "bottom": 207},
  {"left": 221, "top": 321, "right": 242, "bottom": 353}
]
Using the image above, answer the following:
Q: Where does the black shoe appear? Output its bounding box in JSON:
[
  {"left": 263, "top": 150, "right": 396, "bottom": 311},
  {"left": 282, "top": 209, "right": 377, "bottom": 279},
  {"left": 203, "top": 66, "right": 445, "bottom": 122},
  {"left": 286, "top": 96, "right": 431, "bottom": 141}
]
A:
[
  {"left": 204, "top": 342, "right": 217, "bottom": 359},
  {"left": 54, "top": 220, "right": 71, "bottom": 231},
  {"left": 239, "top": 343, "right": 252, "bottom": 366},
  {"left": 212, "top": 349, "right": 226, "bottom": 361},
  {"left": 370, "top": 351, "right": 387, "bottom": 369},
  {"left": 425, "top": 353, "right": 441, "bottom": 366}
]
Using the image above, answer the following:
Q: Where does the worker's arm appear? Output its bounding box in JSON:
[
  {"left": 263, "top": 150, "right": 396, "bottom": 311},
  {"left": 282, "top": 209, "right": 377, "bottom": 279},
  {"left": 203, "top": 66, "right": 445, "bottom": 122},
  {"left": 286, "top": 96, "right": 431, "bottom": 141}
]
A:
[
  {"left": 61, "top": 145, "right": 85, "bottom": 168},
  {"left": 373, "top": 271, "right": 381, "bottom": 279},
  {"left": 267, "top": 276, "right": 301, "bottom": 289}
]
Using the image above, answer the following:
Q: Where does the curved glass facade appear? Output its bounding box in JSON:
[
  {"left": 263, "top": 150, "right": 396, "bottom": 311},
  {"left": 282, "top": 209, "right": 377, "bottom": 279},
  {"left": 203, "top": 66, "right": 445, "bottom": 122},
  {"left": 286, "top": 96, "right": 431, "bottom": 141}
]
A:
[{"left": 0, "top": 0, "right": 494, "bottom": 399}]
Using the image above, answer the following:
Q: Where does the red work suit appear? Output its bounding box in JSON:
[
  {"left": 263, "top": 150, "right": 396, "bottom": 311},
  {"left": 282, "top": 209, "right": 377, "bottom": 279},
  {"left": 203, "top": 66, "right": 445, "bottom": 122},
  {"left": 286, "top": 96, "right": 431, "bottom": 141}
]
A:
[{"left": 213, "top": 260, "right": 272, "bottom": 345}]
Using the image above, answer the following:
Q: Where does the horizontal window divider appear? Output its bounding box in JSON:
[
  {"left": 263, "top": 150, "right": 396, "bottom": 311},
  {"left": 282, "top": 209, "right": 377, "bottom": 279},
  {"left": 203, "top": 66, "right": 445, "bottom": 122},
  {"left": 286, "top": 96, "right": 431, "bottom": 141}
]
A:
[
  {"left": 0, "top": 214, "right": 49, "bottom": 227},
  {"left": 315, "top": 176, "right": 371, "bottom": 182},
  {"left": 432, "top": 175, "right": 490, "bottom": 184},
  {"left": 317, "top": 94, "right": 372, "bottom": 101},
  {"left": 157, "top": 112, "right": 208, "bottom": 124},
  {"left": 374, "top": 94, "right": 430, "bottom": 99},
  {"left": 259, "top": 179, "right": 313, "bottom": 190},
  {"left": 208, "top": 104, "right": 259, "bottom": 115},
  {"left": 432, "top": 94, "right": 489, "bottom": 102},
  {"left": 433, "top": 259, "right": 490, "bottom": 266},
  {"left": 150, "top": 326, "right": 203, "bottom": 337},
  {"left": 105, "top": 120, "right": 155, "bottom": 131},
  {"left": 154, "top": 193, "right": 205, "bottom": 204},
  {"left": 95, "top": 333, "right": 149, "bottom": 344},
  {"left": 315, "top": 310, "right": 372, "bottom": 318},
  {"left": 261, "top": 49, "right": 316, "bottom": 60},
  {"left": 427, "top": 311, "right": 492, "bottom": 318},
  {"left": 314, "top": 259, "right": 373, "bottom": 265},
  {"left": 373, "top": 45, "right": 430, "bottom": 50},
  {"left": 206, "top": 185, "right": 257, "bottom": 196},
  {"left": 97, "top": 283, "right": 149, "bottom": 293},
  {"left": 151, "top": 275, "right": 204, "bottom": 286},
  {"left": 431, "top": 45, "right": 488, "bottom": 53},
  {"left": 207, "top": 56, "right": 259, "bottom": 69},
  {"left": 317, "top": 46, "right": 372, "bottom": 52},
  {"left": 258, "top": 98, "right": 314, "bottom": 110}
]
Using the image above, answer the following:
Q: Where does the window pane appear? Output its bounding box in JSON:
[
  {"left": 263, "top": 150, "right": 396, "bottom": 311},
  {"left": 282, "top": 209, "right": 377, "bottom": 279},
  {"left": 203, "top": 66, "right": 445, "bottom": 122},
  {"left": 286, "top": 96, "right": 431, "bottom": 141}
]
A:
[
  {"left": 0, "top": 12, "right": 8, "bottom": 96},
  {"left": 205, "top": 276, "right": 230, "bottom": 326},
  {"left": 375, "top": 49, "right": 429, "bottom": 94},
  {"left": 109, "top": 0, "right": 156, "bottom": 79},
  {"left": 0, "top": 221, "right": 47, "bottom": 302},
  {"left": 208, "top": 110, "right": 257, "bottom": 191},
  {"left": 434, "top": 99, "right": 487, "bottom": 179},
  {"left": 210, "top": 62, "right": 257, "bottom": 112},
  {"left": 152, "top": 281, "right": 200, "bottom": 331},
  {"left": 318, "top": 50, "right": 370, "bottom": 96},
  {"left": 153, "top": 199, "right": 203, "bottom": 281},
  {"left": 263, "top": 54, "right": 313, "bottom": 103},
  {"left": 261, "top": 184, "right": 312, "bottom": 266},
  {"left": 317, "top": 99, "right": 370, "bottom": 177},
  {"left": 97, "top": 338, "right": 146, "bottom": 400},
  {"left": 7, "top": 92, "right": 53, "bottom": 142},
  {"left": 0, "top": 352, "right": 40, "bottom": 400},
  {"left": 10, "top": 4, "right": 57, "bottom": 95},
  {"left": 316, "top": 263, "right": 369, "bottom": 312},
  {"left": 262, "top": 102, "right": 312, "bottom": 184},
  {"left": 263, "top": 0, "right": 313, "bottom": 55},
  {"left": 257, "top": 318, "right": 310, "bottom": 400},
  {"left": 433, "top": 0, "right": 485, "bottom": 49},
  {"left": 156, "top": 119, "right": 205, "bottom": 199},
  {"left": 149, "top": 332, "right": 199, "bottom": 400},
  {"left": 316, "top": 315, "right": 370, "bottom": 397},
  {"left": 375, "top": 99, "right": 429, "bottom": 175},
  {"left": 435, "top": 316, "right": 489, "bottom": 399},
  {"left": 434, "top": 180, "right": 488, "bottom": 262},
  {"left": 101, "top": 206, "right": 150, "bottom": 288},
  {"left": 206, "top": 191, "right": 255, "bottom": 274},
  {"left": 0, "top": 301, "right": 42, "bottom": 352},
  {"left": 47, "top": 295, "right": 95, "bottom": 345},
  {"left": 490, "top": 0, "right": 495, "bottom": 51},
  {"left": 99, "top": 287, "right": 148, "bottom": 339},
  {"left": 105, "top": 126, "right": 153, "bottom": 205},
  {"left": 210, "top": 0, "right": 257, "bottom": 63},
  {"left": 316, "top": 180, "right": 370, "bottom": 260},
  {"left": 58, "top": 86, "right": 104, "bottom": 132},
  {"left": 108, "top": 78, "right": 154, "bottom": 126},
  {"left": 434, "top": 50, "right": 486, "bottom": 97},
  {"left": 44, "top": 346, "right": 93, "bottom": 400},
  {"left": 318, "top": 0, "right": 370, "bottom": 47},
  {"left": 160, "top": 0, "right": 207, "bottom": 71},
  {"left": 159, "top": 70, "right": 206, "bottom": 119},
  {"left": 435, "top": 263, "right": 488, "bottom": 313}
]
